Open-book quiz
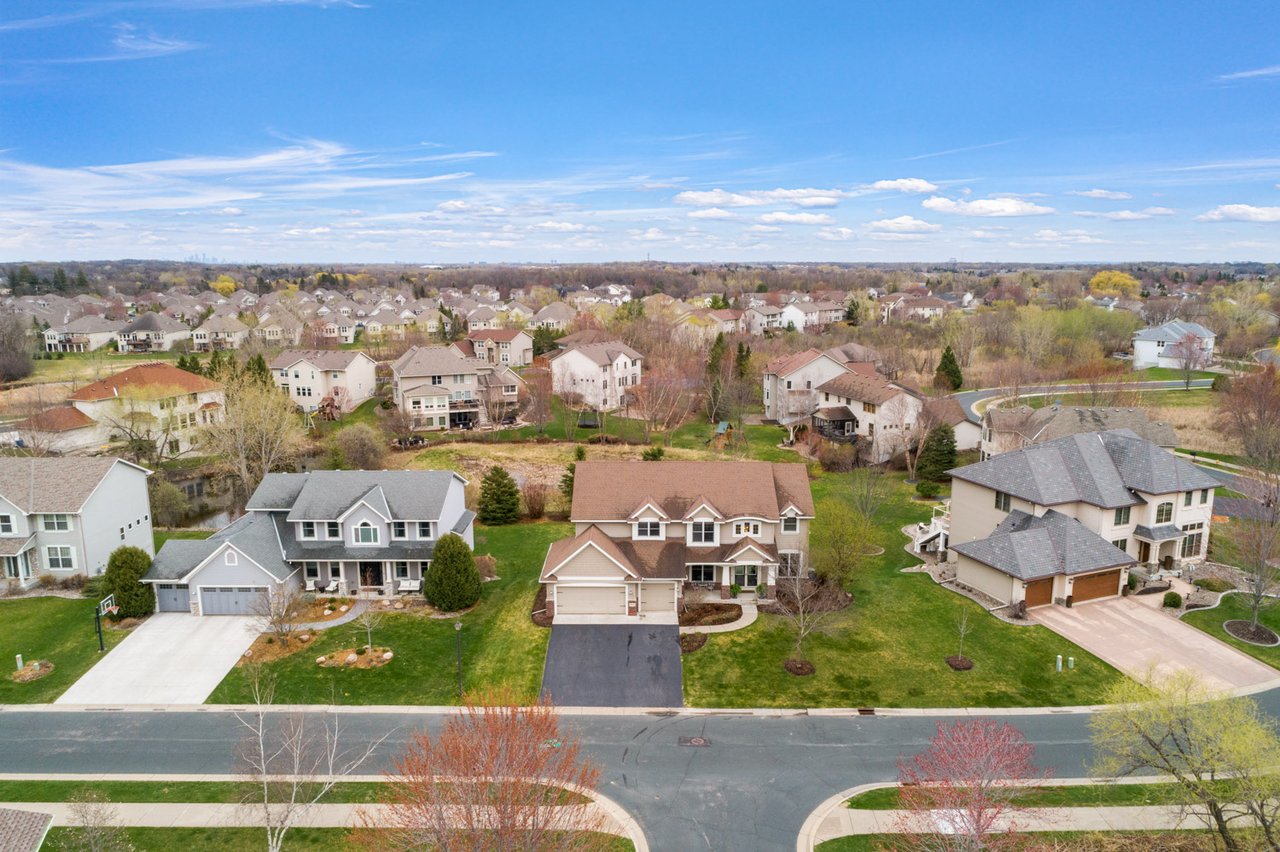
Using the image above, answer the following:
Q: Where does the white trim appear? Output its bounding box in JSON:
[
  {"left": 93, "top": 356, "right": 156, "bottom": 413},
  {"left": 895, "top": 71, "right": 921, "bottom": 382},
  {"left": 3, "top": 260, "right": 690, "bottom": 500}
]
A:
[
  {"left": 683, "top": 500, "right": 724, "bottom": 520},
  {"left": 196, "top": 583, "right": 270, "bottom": 616},
  {"left": 44, "top": 544, "right": 76, "bottom": 572},
  {"left": 176, "top": 542, "right": 282, "bottom": 584},
  {"left": 627, "top": 500, "right": 670, "bottom": 520},
  {"left": 725, "top": 542, "right": 774, "bottom": 562},
  {"left": 544, "top": 539, "right": 639, "bottom": 579}
]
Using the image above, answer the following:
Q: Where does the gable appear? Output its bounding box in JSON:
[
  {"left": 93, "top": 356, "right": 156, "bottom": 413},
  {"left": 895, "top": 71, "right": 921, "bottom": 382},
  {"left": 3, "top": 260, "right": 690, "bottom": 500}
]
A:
[{"left": 546, "top": 540, "right": 637, "bottom": 579}]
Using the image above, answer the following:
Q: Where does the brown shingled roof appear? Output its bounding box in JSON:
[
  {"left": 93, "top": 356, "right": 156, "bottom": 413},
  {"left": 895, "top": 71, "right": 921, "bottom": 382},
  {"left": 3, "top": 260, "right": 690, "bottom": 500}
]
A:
[
  {"left": 67, "top": 363, "right": 221, "bottom": 401},
  {"left": 816, "top": 372, "right": 913, "bottom": 405},
  {"left": 764, "top": 348, "right": 826, "bottom": 377},
  {"left": 13, "top": 406, "right": 94, "bottom": 432},
  {"left": 570, "top": 461, "right": 814, "bottom": 521}
]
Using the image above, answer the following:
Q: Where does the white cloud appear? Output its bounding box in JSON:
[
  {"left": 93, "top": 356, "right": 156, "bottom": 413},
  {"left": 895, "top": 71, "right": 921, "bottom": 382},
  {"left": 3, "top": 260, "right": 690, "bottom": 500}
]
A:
[
  {"left": 674, "top": 189, "right": 761, "bottom": 207},
  {"left": 816, "top": 227, "right": 855, "bottom": 242},
  {"left": 1197, "top": 204, "right": 1280, "bottom": 223},
  {"left": 1067, "top": 188, "right": 1132, "bottom": 200},
  {"left": 687, "top": 207, "right": 737, "bottom": 220},
  {"left": 867, "top": 178, "right": 938, "bottom": 194},
  {"left": 1074, "top": 207, "right": 1176, "bottom": 221},
  {"left": 1217, "top": 64, "right": 1280, "bottom": 82},
  {"left": 747, "top": 224, "right": 783, "bottom": 233},
  {"left": 1029, "top": 228, "right": 1108, "bottom": 245},
  {"left": 216, "top": 207, "right": 244, "bottom": 216},
  {"left": 674, "top": 187, "right": 847, "bottom": 208},
  {"left": 532, "top": 221, "right": 586, "bottom": 232},
  {"left": 865, "top": 215, "right": 940, "bottom": 233},
  {"left": 630, "top": 227, "right": 668, "bottom": 241},
  {"left": 922, "top": 195, "right": 1055, "bottom": 217},
  {"left": 758, "top": 211, "right": 834, "bottom": 225}
]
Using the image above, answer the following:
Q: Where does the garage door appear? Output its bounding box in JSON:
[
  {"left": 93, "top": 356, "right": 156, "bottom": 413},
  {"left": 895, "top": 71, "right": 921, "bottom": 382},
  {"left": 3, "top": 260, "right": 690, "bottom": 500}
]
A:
[
  {"left": 200, "top": 586, "right": 265, "bottom": 616},
  {"left": 557, "top": 585, "right": 627, "bottom": 616},
  {"left": 1073, "top": 570, "right": 1121, "bottom": 603},
  {"left": 1024, "top": 577, "right": 1053, "bottom": 608},
  {"left": 156, "top": 583, "right": 190, "bottom": 613},
  {"left": 640, "top": 582, "right": 677, "bottom": 614}
]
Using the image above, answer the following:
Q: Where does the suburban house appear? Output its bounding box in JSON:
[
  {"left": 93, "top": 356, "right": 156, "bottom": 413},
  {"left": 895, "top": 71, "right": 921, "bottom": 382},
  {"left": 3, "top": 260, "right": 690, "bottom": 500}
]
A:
[
  {"left": 253, "top": 314, "right": 304, "bottom": 347},
  {"left": 142, "top": 470, "right": 474, "bottom": 615},
  {"left": 43, "top": 316, "right": 125, "bottom": 353},
  {"left": 762, "top": 349, "right": 852, "bottom": 424},
  {"left": 810, "top": 371, "right": 923, "bottom": 463},
  {"left": 539, "top": 461, "right": 814, "bottom": 622},
  {"left": 16, "top": 363, "right": 223, "bottom": 456},
  {"left": 548, "top": 341, "right": 643, "bottom": 412},
  {"left": 0, "top": 457, "right": 153, "bottom": 590},
  {"left": 117, "top": 312, "right": 192, "bottom": 353},
  {"left": 779, "top": 300, "right": 844, "bottom": 330},
  {"left": 464, "top": 329, "right": 534, "bottom": 367},
  {"left": 878, "top": 294, "right": 948, "bottom": 323},
  {"left": 1131, "top": 320, "right": 1216, "bottom": 370},
  {"left": 532, "top": 302, "right": 576, "bottom": 331},
  {"left": 745, "top": 305, "right": 786, "bottom": 335},
  {"left": 192, "top": 315, "right": 250, "bottom": 351},
  {"left": 391, "top": 345, "right": 482, "bottom": 430},
  {"left": 980, "top": 404, "right": 1178, "bottom": 460},
  {"left": 466, "top": 306, "right": 499, "bottom": 331},
  {"left": 311, "top": 318, "right": 357, "bottom": 345},
  {"left": 270, "top": 350, "right": 378, "bottom": 413},
  {"left": 944, "top": 429, "right": 1220, "bottom": 609}
]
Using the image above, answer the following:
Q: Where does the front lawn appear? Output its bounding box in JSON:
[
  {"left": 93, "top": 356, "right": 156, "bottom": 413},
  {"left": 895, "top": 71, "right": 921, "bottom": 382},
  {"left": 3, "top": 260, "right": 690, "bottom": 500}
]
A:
[
  {"left": 41, "top": 827, "right": 633, "bottom": 851},
  {"left": 846, "top": 782, "right": 1190, "bottom": 810},
  {"left": 154, "top": 528, "right": 214, "bottom": 551},
  {"left": 0, "top": 597, "right": 128, "bottom": 703},
  {"left": 682, "top": 472, "right": 1121, "bottom": 708},
  {"left": 208, "top": 522, "right": 566, "bottom": 705},
  {"left": 1181, "top": 592, "right": 1280, "bottom": 670}
]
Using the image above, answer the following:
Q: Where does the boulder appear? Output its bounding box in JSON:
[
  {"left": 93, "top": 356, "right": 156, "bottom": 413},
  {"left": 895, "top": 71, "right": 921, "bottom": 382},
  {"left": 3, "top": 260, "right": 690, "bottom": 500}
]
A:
[
  {"left": 345, "top": 653, "right": 358, "bottom": 664},
  {"left": 323, "top": 609, "right": 333, "bottom": 616},
  {"left": 394, "top": 601, "right": 405, "bottom": 610},
  {"left": 316, "top": 656, "right": 326, "bottom": 664},
  {"left": 339, "top": 605, "right": 350, "bottom": 613},
  {"left": 382, "top": 651, "right": 394, "bottom": 661}
]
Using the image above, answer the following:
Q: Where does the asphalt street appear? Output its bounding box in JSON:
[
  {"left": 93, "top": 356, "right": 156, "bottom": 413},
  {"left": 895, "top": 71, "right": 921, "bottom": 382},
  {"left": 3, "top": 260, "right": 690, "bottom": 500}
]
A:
[{"left": 952, "top": 378, "right": 1215, "bottom": 424}]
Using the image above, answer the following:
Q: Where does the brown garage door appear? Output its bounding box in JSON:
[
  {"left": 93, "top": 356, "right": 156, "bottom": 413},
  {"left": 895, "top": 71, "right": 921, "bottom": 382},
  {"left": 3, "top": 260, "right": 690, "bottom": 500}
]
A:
[
  {"left": 1073, "top": 570, "right": 1121, "bottom": 603},
  {"left": 1024, "top": 578, "right": 1053, "bottom": 608}
]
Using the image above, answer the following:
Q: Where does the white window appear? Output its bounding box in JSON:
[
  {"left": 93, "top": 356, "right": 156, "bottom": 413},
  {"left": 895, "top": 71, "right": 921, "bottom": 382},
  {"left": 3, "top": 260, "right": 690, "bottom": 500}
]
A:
[
  {"left": 417, "top": 522, "right": 433, "bottom": 539},
  {"left": 994, "top": 492, "right": 1011, "bottom": 513},
  {"left": 0, "top": 515, "right": 12, "bottom": 534},
  {"left": 394, "top": 561, "right": 410, "bottom": 579},
  {"left": 636, "top": 521, "right": 661, "bottom": 538},
  {"left": 45, "top": 546, "right": 74, "bottom": 570},
  {"left": 354, "top": 522, "right": 379, "bottom": 544},
  {"left": 304, "top": 562, "right": 319, "bottom": 579},
  {"left": 691, "top": 522, "right": 716, "bottom": 544},
  {"left": 782, "top": 516, "right": 799, "bottom": 533},
  {"left": 392, "top": 521, "right": 407, "bottom": 539},
  {"left": 301, "top": 521, "right": 316, "bottom": 539},
  {"left": 779, "top": 551, "right": 803, "bottom": 577},
  {"left": 327, "top": 521, "right": 340, "bottom": 538},
  {"left": 224, "top": 550, "right": 238, "bottom": 566},
  {"left": 42, "top": 514, "right": 70, "bottom": 532}
]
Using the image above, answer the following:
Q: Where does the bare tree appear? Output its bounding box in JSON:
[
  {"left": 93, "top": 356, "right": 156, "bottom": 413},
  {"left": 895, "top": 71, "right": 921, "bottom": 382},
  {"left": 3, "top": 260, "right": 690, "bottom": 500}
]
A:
[
  {"left": 1219, "top": 365, "right": 1280, "bottom": 471},
  {"left": 352, "top": 607, "right": 385, "bottom": 652},
  {"left": 0, "top": 314, "right": 34, "bottom": 383},
  {"left": 251, "top": 586, "right": 305, "bottom": 647},
  {"left": 631, "top": 355, "right": 699, "bottom": 444},
  {"left": 953, "top": 610, "right": 974, "bottom": 665},
  {"left": 847, "top": 466, "right": 890, "bottom": 523},
  {"left": 557, "top": 390, "right": 583, "bottom": 441},
  {"left": 1216, "top": 469, "right": 1280, "bottom": 635},
  {"left": 58, "top": 790, "right": 133, "bottom": 852},
  {"left": 97, "top": 383, "right": 187, "bottom": 467},
  {"left": 199, "top": 374, "right": 308, "bottom": 504},
  {"left": 1166, "top": 331, "right": 1211, "bottom": 389},
  {"left": 524, "top": 367, "right": 553, "bottom": 434},
  {"left": 357, "top": 689, "right": 611, "bottom": 852},
  {"left": 236, "top": 668, "right": 387, "bottom": 852}
]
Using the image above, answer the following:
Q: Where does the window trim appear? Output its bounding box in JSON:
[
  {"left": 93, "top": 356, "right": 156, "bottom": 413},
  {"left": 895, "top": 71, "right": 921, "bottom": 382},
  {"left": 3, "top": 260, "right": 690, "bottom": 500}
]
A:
[
  {"left": 327, "top": 521, "right": 340, "bottom": 538},
  {"left": 0, "top": 514, "right": 11, "bottom": 535},
  {"left": 994, "top": 491, "right": 1012, "bottom": 513},
  {"left": 417, "top": 521, "right": 433, "bottom": 539},
  {"left": 1114, "top": 506, "right": 1131, "bottom": 526},
  {"left": 689, "top": 564, "right": 715, "bottom": 583},
  {"left": 300, "top": 521, "right": 316, "bottom": 539},
  {"left": 782, "top": 516, "right": 799, "bottom": 533},
  {"left": 1156, "top": 502, "right": 1174, "bottom": 525},
  {"left": 353, "top": 522, "right": 379, "bottom": 545},
  {"left": 690, "top": 521, "right": 717, "bottom": 545},
  {"left": 42, "top": 514, "right": 71, "bottom": 532},
  {"left": 391, "top": 521, "right": 408, "bottom": 540},
  {"left": 45, "top": 545, "right": 74, "bottom": 571}
]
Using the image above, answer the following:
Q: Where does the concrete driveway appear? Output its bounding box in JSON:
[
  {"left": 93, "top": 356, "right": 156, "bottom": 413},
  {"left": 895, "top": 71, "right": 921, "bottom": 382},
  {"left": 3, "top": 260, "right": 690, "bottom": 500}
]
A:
[
  {"left": 57, "top": 613, "right": 257, "bottom": 705},
  {"left": 1031, "top": 598, "right": 1280, "bottom": 692},
  {"left": 542, "top": 625, "right": 683, "bottom": 708}
]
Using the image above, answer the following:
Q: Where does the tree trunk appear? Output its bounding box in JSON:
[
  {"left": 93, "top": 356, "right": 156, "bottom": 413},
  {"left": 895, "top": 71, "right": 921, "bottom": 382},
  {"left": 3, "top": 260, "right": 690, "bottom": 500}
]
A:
[{"left": 1207, "top": 801, "right": 1240, "bottom": 852}]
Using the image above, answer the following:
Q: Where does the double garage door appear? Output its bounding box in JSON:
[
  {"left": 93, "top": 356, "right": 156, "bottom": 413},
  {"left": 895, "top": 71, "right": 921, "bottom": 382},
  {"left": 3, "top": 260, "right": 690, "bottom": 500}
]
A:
[
  {"left": 557, "top": 585, "right": 626, "bottom": 616},
  {"left": 200, "top": 586, "right": 265, "bottom": 616}
]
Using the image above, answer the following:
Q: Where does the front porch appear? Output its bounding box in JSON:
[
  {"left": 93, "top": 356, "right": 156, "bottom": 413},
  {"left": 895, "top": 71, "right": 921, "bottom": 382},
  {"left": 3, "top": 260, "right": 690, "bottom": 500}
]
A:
[
  {"left": 684, "top": 561, "right": 782, "bottom": 601},
  {"left": 1, "top": 539, "right": 38, "bottom": 591},
  {"left": 302, "top": 559, "right": 428, "bottom": 598}
]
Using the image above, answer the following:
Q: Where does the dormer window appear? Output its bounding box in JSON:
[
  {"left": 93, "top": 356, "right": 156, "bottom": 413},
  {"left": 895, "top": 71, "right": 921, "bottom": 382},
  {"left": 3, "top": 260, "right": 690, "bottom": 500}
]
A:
[
  {"left": 354, "top": 522, "right": 378, "bottom": 545},
  {"left": 300, "top": 521, "right": 316, "bottom": 539},
  {"left": 636, "top": 521, "right": 661, "bottom": 539},
  {"left": 782, "top": 516, "right": 799, "bottom": 533}
]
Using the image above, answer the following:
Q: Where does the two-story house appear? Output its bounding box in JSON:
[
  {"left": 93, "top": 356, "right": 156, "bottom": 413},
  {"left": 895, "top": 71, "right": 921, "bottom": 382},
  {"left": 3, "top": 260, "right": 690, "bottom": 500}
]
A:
[
  {"left": 270, "top": 350, "right": 378, "bottom": 413},
  {"left": 464, "top": 329, "right": 534, "bottom": 367},
  {"left": 1132, "top": 320, "right": 1216, "bottom": 370},
  {"left": 945, "top": 429, "right": 1220, "bottom": 610},
  {"left": 980, "top": 404, "right": 1178, "bottom": 461},
  {"left": 0, "top": 457, "right": 153, "bottom": 590},
  {"left": 532, "top": 302, "right": 576, "bottom": 331},
  {"left": 142, "top": 470, "right": 474, "bottom": 615},
  {"left": 44, "top": 316, "right": 125, "bottom": 353},
  {"left": 391, "top": 345, "right": 482, "bottom": 430},
  {"left": 192, "top": 315, "right": 250, "bottom": 352},
  {"left": 117, "top": 312, "right": 191, "bottom": 353},
  {"left": 810, "top": 371, "right": 923, "bottom": 463},
  {"left": 762, "top": 349, "right": 850, "bottom": 424},
  {"left": 540, "top": 461, "right": 814, "bottom": 622},
  {"left": 253, "top": 314, "right": 304, "bottom": 347},
  {"left": 547, "top": 341, "right": 643, "bottom": 412}
]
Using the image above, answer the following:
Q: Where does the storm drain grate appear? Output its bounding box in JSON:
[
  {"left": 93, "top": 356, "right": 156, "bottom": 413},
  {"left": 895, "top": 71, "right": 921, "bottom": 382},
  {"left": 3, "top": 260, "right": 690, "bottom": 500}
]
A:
[{"left": 679, "top": 736, "right": 711, "bottom": 747}]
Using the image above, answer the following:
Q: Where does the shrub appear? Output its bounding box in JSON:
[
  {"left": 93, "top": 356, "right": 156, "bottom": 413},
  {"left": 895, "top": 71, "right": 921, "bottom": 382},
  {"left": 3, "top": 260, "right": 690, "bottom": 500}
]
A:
[
  {"left": 521, "top": 481, "right": 547, "bottom": 519},
  {"left": 81, "top": 575, "right": 107, "bottom": 599},
  {"left": 103, "top": 546, "right": 155, "bottom": 619},
  {"left": 1211, "top": 374, "right": 1232, "bottom": 393},
  {"left": 1127, "top": 574, "right": 1138, "bottom": 591},
  {"left": 817, "top": 443, "right": 856, "bottom": 473},
  {"left": 478, "top": 466, "right": 520, "bottom": 525},
  {"left": 37, "top": 574, "right": 57, "bottom": 588},
  {"left": 642, "top": 446, "right": 665, "bottom": 461},
  {"left": 574, "top": 445, "right": 586, "bottom": 461},
  {"left": 915, "top": 480, "right": 942, "bottom": 499},
  {"left": 59, "top": 575, "right": 87, "bottom": 591},
  {"left": 149, "top": 479, "right": 190, "bottom": 528},
  {"left": 730, "top": 583, "right": 741, "bottom": 598},
  {"left": 1194, "top": 577, "right": 1235, "bottom": 593},
  {"left": 1162, "top": 591, "right": 1183, "bottom": 609},
  {"left": 330, "top": 423, "right": 387, "bottom": 470},
  {"left": 424, "top": 534, "right": 482, "bottom": 612}
]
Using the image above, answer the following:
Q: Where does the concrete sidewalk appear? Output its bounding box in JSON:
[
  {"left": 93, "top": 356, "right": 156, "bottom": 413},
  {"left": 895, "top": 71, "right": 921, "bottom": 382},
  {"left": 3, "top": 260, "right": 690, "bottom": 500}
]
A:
[
  {"left": 680, "top": 602, "right": 758, "bottom": 635},
  {"left": 814, "top": 804, "right": 1200, "bottom": 843}
]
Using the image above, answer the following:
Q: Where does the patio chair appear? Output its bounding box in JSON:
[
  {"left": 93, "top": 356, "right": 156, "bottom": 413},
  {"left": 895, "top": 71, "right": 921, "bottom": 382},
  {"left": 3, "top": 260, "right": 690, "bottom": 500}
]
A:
[
  {"left": 323, "top": 579, "right": 339, "bottom": 594},
  {"left": 304, "top": 579, "right": 317, "bottom": 593},
  {"left": 397, "top": 579, "right": 422, "bottom": 594}
]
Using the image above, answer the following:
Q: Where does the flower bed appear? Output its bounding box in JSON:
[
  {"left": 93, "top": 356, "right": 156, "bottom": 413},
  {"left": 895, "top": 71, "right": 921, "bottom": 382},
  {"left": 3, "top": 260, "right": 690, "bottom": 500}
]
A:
[{"left": 316, "top": 646, "right": 394, "bottom": 669}]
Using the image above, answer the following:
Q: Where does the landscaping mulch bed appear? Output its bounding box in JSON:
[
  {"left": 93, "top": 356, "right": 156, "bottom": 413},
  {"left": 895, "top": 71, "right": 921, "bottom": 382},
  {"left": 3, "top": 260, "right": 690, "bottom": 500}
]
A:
[
  {"left": 783, "top": 659, "right": 815, "bottom": 676},
  {"left": 760, "top": 580, "right": 852, "bottom": 615},
  {"left": 9, "top": 660, "right": 53, "bottom": 683},
  {"left": 301, "top": 598, "right": 356, "bottom": 622},
  {"left": 946, "top": 655, "right": 974, "bottom": 671},
  {"left": 1224, "top": 619, "right": 1280, "bottom": 646},
  {"left": 679, "top": 603, "right": 742, "bottom": 627},
  {"left": 317, "top": 646, "right": 394, "bottom": 669},
  {"left": 1135, "top": 583, "right": 1172, "bottom": 596},
  {"left": 238, "top": 632, "right": 317, "bottom": 665},
  {"left": 680, "top": 633, "right": 707, "bottom": 654},
  {"left": 530, "top": 584, "right": 553, "bottom": 628}
]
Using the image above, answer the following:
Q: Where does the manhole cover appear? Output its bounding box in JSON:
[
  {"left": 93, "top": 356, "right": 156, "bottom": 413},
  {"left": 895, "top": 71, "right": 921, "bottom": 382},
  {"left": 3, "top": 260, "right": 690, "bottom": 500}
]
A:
[{"left": 679, "top": 736, "right": 710, "bottom": 747}]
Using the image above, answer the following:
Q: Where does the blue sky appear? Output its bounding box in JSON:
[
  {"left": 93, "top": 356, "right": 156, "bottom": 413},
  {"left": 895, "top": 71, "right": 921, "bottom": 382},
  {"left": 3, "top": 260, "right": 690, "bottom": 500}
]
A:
[{"left": 2, "top": 0, "right": 1279, "bottom": 263}]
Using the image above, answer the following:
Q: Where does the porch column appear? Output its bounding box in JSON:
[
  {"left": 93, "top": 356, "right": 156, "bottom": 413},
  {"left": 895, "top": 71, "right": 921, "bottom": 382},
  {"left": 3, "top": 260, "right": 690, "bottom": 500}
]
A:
[
  {"left": 719, "top": 565, "right": 731, "bottom": 599},
  {"left": 765, "top": 563, "right": 776, "bottom": 600}
]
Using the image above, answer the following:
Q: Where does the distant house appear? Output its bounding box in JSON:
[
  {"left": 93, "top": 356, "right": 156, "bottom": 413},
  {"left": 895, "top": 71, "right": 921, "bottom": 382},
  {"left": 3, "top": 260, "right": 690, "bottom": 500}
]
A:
[
  {"left": 761, "top": 349, "right": 849, "bottom": 423},
  {"left": 1132, "top": 320, "right": 1216, "bottom": 370},
  {"left": 981, "top": 404, "right": 1178, "bottom": 460},
  {"left": 117, "top": 312, "right": 191, "bottom": 353},
  {"left": 465, "top": 329, "right": 534, "bottom": 367},
  {"left": 533, "top": 301, "right": 576, "bottom": 331},
  {"left": 391, "top": 346, "right": 482, "bottom": 430},
  {"left": 43, "top": 316, "right": 124, "bottom": 353},
  {"left": 548, "top": 341, "right": 643, "bottom": 412},
  {"left": 253, "top": 314, "right": 304, "bottom": 347},
  {"left": 466, "top": 306, "right": 499, "bottom": 332},
  {"left": 270, "top": 350, "right": 378, "bottom": 413},
  {"left": 745, "top": 305, "right": 786, "bottom": 335},
  {"left": 811, "top": 372, "right": 923, "bottom": 463},
  {"left": 192, "top": 315, "right": 250, "bottom": 352},
  {"left": 0, "top": 457, "right": 153, "bottom": 590}
]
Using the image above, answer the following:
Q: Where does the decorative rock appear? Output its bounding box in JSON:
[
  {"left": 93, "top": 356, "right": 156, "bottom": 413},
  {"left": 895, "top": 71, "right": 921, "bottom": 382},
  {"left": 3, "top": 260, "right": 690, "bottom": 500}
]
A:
[
  {"left": 323, "top": 609, "right": 333, "bottom": 616},
  {"left": 382, "top": 599, "right": 393, "bottom": 607},
  {"left": 243, "top": 649, "right": 253, "bottom": 657},
  {"left": 299, "top": 634, "right": 311, "bottom": 643},
  {"left": 382, "top": 651, "right": 394, "bottom": 661},
  {"left": 316, "top": 656, "right": 326, "bottom": 664},
  {"left": 345, "top": 653, "right": 358, "bottom": 664},
  {"left": 339, "top": 605, "right": 350, "bottom": 613},
  {"left": 394, "top": 601, "right": 405, "bottom": 610}
]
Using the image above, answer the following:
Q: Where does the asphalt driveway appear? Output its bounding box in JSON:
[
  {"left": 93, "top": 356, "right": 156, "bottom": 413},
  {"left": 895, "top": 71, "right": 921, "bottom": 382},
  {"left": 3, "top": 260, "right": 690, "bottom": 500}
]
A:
[
  {"left": 1031, "top": 597, "right": 1280, "bottom": 692},
  {"left": 57, "top": 613, "right": 257, "bottom": 705},
  {"left": 542, "top": 625, "right": 683, "bottom": 707}
]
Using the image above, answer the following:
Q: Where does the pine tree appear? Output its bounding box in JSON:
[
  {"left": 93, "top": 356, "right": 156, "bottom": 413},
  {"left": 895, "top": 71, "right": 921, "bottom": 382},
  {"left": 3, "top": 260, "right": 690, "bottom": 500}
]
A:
[
  {"left": 478, "top": 466, "right": 520, "bottom": 525},
  {"left": 206, "top": 349, "right": 226, "bottom": 379},
  {"left": 734, "top": 341, "right": 752, "bottom": 380},
  {"left": 707, "top": 332, "right": 726, "bottom": 376},
  {"left": 934, "top": 346, "right": 964, "bottom": 391},
  {"left": 423, "top": 534, "right": 481, "bottom": 612},
  {"left": 560, "top": 462, "right": 576, "bottom": 500},
  {"left": 917, "top": 424, "right": 958, "bottom": 483},
  {"left": 103, "top": 546, "right": 155, "bottom": 618},
  {"left": 244, "top": 353, "right": 271, "bottom": 386}
]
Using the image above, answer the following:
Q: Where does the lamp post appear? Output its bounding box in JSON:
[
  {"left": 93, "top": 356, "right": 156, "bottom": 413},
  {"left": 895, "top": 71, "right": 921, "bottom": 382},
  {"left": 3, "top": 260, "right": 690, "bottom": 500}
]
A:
[{"left": 454, "top": 621, "right": 463, "bottom": 699}]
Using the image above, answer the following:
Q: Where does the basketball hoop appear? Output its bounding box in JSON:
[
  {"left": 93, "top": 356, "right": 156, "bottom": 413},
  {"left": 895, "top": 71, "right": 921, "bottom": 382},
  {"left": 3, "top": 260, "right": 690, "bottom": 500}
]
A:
[
  {"left": 98, "top": 594, "right": 116, "bottom": 618},
  {"left": 104, "top": 606, "right": 120, "bottom": 617}
]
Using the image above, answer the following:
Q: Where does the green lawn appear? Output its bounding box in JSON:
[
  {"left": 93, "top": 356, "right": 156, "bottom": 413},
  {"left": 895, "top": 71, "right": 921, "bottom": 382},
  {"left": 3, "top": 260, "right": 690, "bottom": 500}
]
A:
[
  {"left": 207, "top": 522, "right": 566, "bottom": 705},
  {"left": 682, "top": 471, "right": 1121, "bottom": 708},
  {"left": 846, "top": 782, "right": 1190, "bottom": 810},
  {"left": 0, "top": 779, "right": 387, "bottom": 805},
  {"left": 154, "top": 528, "right": 215, "bottom": 550},
  {"left": 1027, "top": 388, "right": 1215, "bottom": 410},
  {"left": 0, "top": 597, "right": 128, "bottom": 703},
  {"left": 41, "top": 827, "right": 632, "bottom": 852},
  {"left": 1181, "top": 592, "right": 1280, "bottom": 670},
  {"left": 28, "top": 350, "right": 181, "bottom": 384},
  {"left": 816, "top": 832, "right": 1209, "bottom": 851},
  {"left": 1133, "top": 367, "right": 1217, "bottom": 382},
  {"left": 312, "top": 397, "right": 385, "bottom": 437}
]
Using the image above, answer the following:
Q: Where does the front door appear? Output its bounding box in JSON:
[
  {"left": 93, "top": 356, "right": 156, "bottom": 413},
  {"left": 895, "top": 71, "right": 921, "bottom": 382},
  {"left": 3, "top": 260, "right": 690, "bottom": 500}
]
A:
[
  {"left": 1138, "top": 541, "right": 1151, "bottom": 564},
  {"left": 359, "top": 562, "right": 384, "bottom": 587},
  {"left": 733, "top": 565, "right": 759, "bottom": 588}
]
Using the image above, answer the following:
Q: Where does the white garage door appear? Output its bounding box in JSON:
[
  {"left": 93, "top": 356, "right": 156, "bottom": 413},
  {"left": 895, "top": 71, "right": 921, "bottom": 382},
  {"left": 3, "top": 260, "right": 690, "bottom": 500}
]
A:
[
  {"left": 640, "top": 582, "right": 677, "bottom": 613},
  {"left": 200, "top": 586, "right": 265, "bottom": 616},
  {"left": 557, "top": 585, "right": 627, "bottom": 616}
]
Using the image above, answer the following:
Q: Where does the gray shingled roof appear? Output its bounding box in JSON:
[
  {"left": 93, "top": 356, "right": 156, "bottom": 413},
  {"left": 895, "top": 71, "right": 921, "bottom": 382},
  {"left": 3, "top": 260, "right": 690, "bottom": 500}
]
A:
[
  {"left": 245, "top": 470, "right": 464, "bottom": 521},
  {"left": 1133, "top": 320, "right": 1215, "bottom": 343},
  {"left": 950, "top": 429, "right": 1219, "bottom": 509},
  {"left": 988, "top": 405, "right": 1179, "bottom": 448},
  {"left": 0, "top": 457, "right": 143, "bottom": 513},
  {"left": 0, "top": 808, "right": 52, "bottom": 852},
  {"left": 391, "top": 345, "right": 477, "bottom": 378},
  {"left": 52, "top": 315, "right": 126, "bottom": 334},
  {"left": 952, "top": 510, "right": 1133, "bottom": 580},
  {"left": 1134, "top": 523, "right": 1184, "bottom": 542},
  {"left": 269, "top": 349, "right": 372, "bottom": 371},
  {"left": 121, "top": 311, "right": 188, "bottom": 333},
  {"left": 145, "top": 512, "right": 293, "bottom": 582}
]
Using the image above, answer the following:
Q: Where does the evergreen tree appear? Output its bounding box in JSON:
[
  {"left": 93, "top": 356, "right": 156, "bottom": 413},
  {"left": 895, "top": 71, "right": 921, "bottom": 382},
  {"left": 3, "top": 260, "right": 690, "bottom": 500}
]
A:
[
  {"left": 244, "top": 353, "right": 271, "bottom": 386},
  {"left": 917, "top": 424, "right": 958, "bottom": 483},
  {"left": 74, "top": 268, "right": 88, "bottom": 290},
  {"left": 934, "top": 346, "right": 964, "bottom": 391},
  {"left": 844, "top": 300, "right": 861, "bottom": 325},
  {"left": 478, "top": 465, "right": 520, "bottom": 525},
  {"left": 531, "top": 326, "right": 561, "bottom": 357},
  {"left": 734, "top": 341, "right": 752, "bottom": 380},
  {"left": 103, "top": 546, "right": 155, "bottom": 618},
  {"left": 205, "top": 349, "right": 226, "bottom": 379},
  {"left": 560, "top": 462, "right": 576, "bottom": 501},
  {"left": 706, "top": 332, "right": 726, "bottom": 376},
  {"left": 423, "top": 533, "right": 482, "bottom": 612}
]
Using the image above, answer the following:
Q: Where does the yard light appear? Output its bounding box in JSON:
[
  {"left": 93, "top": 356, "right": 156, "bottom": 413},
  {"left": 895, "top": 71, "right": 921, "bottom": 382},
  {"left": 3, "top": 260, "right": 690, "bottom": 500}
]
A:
[{"left": 454, "top": 621, "right": 463, "bottom": 699}]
